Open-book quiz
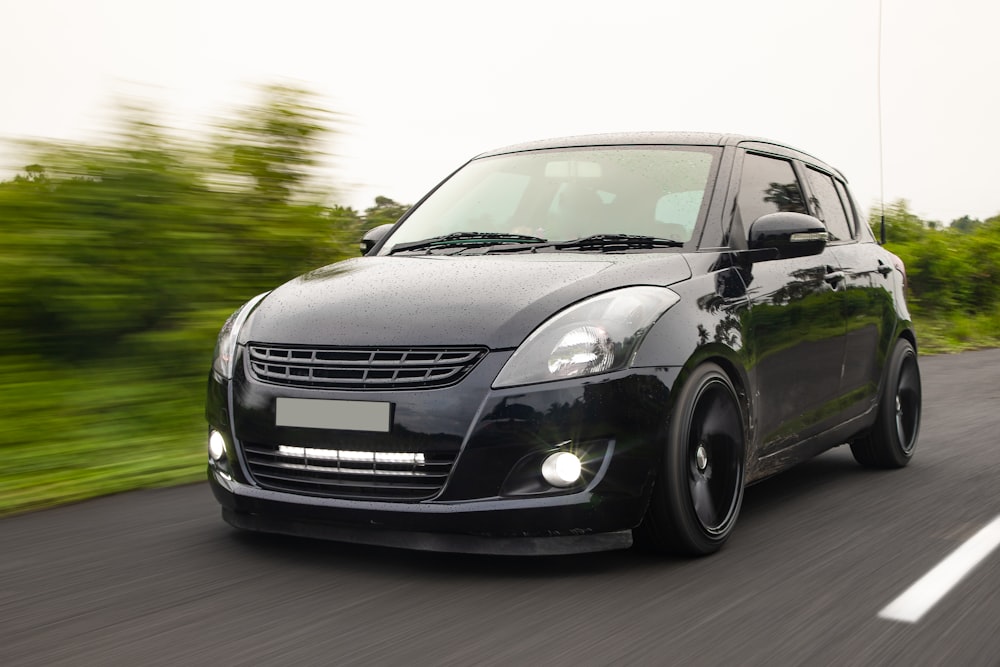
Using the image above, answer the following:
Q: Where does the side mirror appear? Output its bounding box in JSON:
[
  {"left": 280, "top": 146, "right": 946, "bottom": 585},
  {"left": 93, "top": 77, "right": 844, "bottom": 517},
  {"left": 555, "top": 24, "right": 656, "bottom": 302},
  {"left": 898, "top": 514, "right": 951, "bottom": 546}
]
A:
[
  {"left": 749, "top": 212, "right": 827, "bottom": 259},
  {"left": 360, "top": 223, "right": 394, "bottom": 256}
]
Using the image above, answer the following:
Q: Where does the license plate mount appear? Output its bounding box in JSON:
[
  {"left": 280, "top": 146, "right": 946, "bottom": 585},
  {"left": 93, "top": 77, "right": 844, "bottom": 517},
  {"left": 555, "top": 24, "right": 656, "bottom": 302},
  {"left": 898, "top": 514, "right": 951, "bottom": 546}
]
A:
[{"left": 275, "top": 397, "right": 392, "bottom": 432}]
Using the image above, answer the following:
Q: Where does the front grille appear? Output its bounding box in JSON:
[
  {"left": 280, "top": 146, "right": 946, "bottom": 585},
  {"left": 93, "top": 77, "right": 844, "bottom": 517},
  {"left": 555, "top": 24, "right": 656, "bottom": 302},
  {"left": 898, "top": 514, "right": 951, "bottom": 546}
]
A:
[
  {"left": 247, "top": 344, "right": 487, "bottom": 390},
  {"left": 242, "top": 442, "right": 456, "bottom": 501}
]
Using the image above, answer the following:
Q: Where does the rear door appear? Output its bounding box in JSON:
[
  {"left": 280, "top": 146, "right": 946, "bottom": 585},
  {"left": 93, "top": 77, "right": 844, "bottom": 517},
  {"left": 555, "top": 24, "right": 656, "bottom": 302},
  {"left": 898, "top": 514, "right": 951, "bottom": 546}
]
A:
[{"left": 802, "top": 167, "right": 895, "bottom": 420}]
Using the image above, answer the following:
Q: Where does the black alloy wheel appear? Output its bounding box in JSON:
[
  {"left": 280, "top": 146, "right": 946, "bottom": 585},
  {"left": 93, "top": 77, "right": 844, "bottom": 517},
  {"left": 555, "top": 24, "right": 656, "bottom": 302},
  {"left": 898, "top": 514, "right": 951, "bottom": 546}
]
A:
[
  {"left": 638, "top": 363, "right": 746, "bottom": 556},
  {"left": 851, "top": 338, "right": 921, "bottom": 468}
]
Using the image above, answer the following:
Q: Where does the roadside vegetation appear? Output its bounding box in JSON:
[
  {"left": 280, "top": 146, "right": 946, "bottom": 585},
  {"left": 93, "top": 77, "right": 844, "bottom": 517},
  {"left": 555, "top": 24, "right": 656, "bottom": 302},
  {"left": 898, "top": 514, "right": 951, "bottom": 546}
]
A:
[
  {"left": 1, "top": 85, "right": 997, "bottom": 514},
  {"left": 877, "top": 201, "right": 1000, "bottom": 352},
  {"left": 0, "top": 85, "right": 407, "bottom": 514}
]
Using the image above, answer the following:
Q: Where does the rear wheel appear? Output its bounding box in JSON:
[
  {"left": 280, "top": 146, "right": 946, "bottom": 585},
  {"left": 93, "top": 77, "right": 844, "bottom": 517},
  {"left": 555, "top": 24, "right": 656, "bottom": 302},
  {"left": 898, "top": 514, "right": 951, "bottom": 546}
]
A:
[
  {"left": 851, "top": 338, "right": 921, "bottom": 468},
  {"left": 638, "top": 363, "right": 746, "bottom": 556}
]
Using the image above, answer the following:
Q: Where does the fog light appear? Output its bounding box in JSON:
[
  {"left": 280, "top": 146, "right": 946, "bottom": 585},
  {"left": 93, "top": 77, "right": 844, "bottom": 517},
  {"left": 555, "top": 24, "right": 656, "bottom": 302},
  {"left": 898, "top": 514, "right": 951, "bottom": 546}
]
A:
[
  {"left": 209, "top": 430, "right": 227, "bottom": 461},
  {"left": 541, "top": 451, "right": 582, "bottom": 487}
]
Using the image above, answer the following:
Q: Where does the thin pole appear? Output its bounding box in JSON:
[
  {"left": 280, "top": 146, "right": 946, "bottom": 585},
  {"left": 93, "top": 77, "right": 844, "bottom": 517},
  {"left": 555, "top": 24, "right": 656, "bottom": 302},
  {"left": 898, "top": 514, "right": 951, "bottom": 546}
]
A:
[{"left": 878, "top": 0, "right": 887, "bottom": 244}]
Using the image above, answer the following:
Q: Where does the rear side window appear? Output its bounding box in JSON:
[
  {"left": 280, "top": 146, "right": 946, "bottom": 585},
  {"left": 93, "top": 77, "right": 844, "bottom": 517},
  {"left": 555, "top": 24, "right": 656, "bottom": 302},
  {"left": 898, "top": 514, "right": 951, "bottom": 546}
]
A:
[
  {"left": 737, "top": 153, "right": 807, "bottom": 226},
  {"left": 805, "top": 167, "right": 853, "bottom": 241},
  {"left": 833, "top": 180, "right": 858, "bottom": 237}
]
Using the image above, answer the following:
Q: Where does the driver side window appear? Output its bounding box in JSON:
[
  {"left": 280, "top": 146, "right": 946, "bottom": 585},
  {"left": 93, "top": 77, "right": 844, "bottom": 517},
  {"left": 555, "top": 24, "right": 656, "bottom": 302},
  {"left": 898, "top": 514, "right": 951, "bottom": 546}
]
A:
[{"left": 737, "top": 153, "right": 809, "bottom": 226}]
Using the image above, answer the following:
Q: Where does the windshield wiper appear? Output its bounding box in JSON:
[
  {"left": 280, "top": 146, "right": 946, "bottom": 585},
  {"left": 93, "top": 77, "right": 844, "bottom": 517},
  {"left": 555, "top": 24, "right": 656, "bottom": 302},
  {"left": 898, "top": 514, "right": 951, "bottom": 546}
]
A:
[
  {"left": 555, "top": 234, "right": 684, "bottom": 250},
  {"left": 488, "top": 234, "right": 684, "bottom": 253},
  {"left": 388, "top": 232, "right": 547, "bottom": 255}
]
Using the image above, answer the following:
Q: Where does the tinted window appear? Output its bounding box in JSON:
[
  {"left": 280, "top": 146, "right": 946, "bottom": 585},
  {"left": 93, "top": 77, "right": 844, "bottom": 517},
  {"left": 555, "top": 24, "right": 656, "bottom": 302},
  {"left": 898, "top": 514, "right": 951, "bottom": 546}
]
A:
[
  {"left": 805, "top": 167, "right": 853, "bottom": 241},
  {"left": 737, "top": 153, "right": 807, "bottom": 226},
  {"left": 833, "top": 179, "right": 858, "bottom": 238}
]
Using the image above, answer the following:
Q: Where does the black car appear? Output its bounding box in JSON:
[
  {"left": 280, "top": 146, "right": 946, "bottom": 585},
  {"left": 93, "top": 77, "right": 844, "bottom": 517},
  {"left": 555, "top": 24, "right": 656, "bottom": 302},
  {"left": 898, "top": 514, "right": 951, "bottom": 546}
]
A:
[{"left": 206, "top": 132, "right": 921, "bottom": 556}]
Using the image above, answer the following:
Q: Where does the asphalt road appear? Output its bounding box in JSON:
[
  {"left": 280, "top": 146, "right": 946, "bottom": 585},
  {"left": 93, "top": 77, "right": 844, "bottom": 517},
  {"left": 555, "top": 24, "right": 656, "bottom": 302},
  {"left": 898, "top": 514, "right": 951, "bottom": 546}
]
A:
[{"left": 3, "top": 349, "right": 1000, "bottom": 666}]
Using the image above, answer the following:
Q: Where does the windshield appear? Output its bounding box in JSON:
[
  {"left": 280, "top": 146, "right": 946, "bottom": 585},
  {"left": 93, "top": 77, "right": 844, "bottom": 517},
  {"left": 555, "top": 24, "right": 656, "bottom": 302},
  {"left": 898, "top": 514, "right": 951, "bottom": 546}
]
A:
[{"left": 379, "top": 146, "right": 721, "bottom": 253}]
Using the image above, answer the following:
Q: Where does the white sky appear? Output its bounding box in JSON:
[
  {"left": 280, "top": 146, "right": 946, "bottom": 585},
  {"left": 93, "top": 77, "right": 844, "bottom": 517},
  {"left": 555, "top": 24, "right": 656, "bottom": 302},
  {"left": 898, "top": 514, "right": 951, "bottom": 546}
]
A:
[{"left": 1, "top": 0, "right": 997, "bottom": 223}]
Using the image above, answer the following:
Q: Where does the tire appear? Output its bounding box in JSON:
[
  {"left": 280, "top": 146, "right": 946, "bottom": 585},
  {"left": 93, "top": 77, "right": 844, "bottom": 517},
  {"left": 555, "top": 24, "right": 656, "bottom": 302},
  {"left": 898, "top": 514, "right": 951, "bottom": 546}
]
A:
[
  {"left": 638, "top": 363, "right": 746, "bottom": 556},
  {"left": 850, "top": 338, "right": 921, "bottom": 468}
]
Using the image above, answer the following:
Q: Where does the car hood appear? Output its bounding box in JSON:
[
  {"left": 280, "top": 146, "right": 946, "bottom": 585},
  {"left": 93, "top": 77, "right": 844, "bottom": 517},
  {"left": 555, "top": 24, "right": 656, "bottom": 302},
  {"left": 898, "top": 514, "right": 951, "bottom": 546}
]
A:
[{"left": 241, "top": 253, "right": 692, "bottom": 349}]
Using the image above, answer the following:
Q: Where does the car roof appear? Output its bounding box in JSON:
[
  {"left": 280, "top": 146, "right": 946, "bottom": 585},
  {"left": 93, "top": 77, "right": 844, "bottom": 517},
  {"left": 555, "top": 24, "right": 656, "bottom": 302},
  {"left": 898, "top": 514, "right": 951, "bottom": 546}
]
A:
[{"left": 475, "top": 132, "right": 845, "bottom": 181}]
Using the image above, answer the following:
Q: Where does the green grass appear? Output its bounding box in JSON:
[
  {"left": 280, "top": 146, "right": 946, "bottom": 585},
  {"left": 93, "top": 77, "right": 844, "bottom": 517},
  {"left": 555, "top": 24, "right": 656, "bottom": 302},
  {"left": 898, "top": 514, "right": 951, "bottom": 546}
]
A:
[
  {"left": 910, "top": 307, "right": 1000, "bottom": 354},
  {"left": 0, "top": 355, "right": 207, "bottom": 516}
]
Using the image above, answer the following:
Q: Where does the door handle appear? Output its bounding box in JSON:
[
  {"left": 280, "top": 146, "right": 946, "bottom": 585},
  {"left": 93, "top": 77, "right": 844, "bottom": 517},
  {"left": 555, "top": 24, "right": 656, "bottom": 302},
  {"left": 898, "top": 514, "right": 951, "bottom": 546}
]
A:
[
  {"left": 877, "top": 260, "right": 893, "bottom": 276},
  {"left": 824, "top": 269, "right": 845, "bottom": 288}
]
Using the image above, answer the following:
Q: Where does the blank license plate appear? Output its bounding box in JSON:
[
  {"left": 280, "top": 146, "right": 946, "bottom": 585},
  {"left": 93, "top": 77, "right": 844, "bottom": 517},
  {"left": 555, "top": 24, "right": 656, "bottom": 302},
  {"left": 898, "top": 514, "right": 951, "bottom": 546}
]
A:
[{"left": 275, "top": 397, "right": 392, "bottom": 432}]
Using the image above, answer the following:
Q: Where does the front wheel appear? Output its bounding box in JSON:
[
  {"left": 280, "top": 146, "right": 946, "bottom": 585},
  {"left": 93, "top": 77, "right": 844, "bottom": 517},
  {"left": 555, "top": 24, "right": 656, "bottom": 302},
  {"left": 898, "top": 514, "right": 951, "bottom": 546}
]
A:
[
  {"left": 851, "top": 338, "right": 921, "bottom": 468},
  {"left": 638, "top": 363, "right": 746, "bottom": 556}
]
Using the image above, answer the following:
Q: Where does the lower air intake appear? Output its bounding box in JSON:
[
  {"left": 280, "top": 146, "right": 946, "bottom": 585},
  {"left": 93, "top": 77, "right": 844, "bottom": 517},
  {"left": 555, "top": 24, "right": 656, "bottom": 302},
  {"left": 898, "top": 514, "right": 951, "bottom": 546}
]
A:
[{"left": 242, "top": 442, "right": 456, "bottom": 501}]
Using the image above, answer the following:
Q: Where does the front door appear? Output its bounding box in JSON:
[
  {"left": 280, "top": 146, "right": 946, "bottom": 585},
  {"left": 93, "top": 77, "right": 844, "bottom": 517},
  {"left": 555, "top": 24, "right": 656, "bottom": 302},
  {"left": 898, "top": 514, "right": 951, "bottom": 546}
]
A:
[{"left": 734, "top": 152, "right": 848, "bottom": 456}]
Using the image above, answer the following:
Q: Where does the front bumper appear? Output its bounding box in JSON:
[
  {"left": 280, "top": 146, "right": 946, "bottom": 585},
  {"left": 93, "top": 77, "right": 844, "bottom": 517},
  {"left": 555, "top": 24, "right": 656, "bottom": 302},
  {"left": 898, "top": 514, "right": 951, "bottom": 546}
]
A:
[
  {"left": 207, "top": 348, "right": 679, "bottom": 554},
  {"left": 210, "top": 472, "right": 636, "bottom": 554}
]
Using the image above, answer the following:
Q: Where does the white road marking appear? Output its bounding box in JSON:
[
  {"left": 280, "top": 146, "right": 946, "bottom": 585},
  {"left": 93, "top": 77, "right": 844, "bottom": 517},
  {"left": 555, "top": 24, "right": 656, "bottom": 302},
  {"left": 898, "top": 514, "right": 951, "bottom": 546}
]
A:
[{"left": 879, "top": 514, "right": 1000, "bottom": 623}]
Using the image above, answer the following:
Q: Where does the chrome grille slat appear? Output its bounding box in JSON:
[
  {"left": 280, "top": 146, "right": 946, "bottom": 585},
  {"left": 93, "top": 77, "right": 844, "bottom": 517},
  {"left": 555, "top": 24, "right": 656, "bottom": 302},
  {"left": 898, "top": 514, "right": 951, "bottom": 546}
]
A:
[
  {"left": 247, "top": 344, "right": 486, "bottom": 390},
  {"left": 246, "top": 459, "right": 451, "bottom": 479},
  {"left": 242, "top": 442, "right": 457, "bottom": 500}
]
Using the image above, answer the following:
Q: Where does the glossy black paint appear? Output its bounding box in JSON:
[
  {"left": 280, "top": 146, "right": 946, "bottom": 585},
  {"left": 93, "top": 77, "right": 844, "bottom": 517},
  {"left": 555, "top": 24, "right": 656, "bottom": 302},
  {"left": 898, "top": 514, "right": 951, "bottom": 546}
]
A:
[
  {"left": 748, "top": 212, "right": 828, "bottom": 258},
  {"left": 241, "top": 254, "right": 692, "bottom": 349},
  {"left": 207, "top": 132, "right": 916, "bottom": 554}
]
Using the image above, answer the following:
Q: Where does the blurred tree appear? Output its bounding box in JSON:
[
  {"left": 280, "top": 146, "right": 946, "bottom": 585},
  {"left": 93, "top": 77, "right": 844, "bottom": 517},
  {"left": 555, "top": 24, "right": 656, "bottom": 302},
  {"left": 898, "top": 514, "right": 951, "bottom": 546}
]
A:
[
  {"left": 13, "top": 164, "right": 48, "bottom": 184},
  {"left": 0, "top": 82, "right": 421, "bottom": 511},
  {"left": 950, "top": 215, "right": 982, "bottom": 233},
  {"left": 877, "top": 199, "right": 928, "bottom": 244},
  {"left": 0, "top": 124, "right": 209, "bottom": 354},
  {"left": 325, "top": 204, "right": 365, "bottom": 248},
  {"left": 0, "top": 83, "right": 354, "bottom": 362},
  {"left": 212, "top": 83, "right": 334, "bottom": 204},
  {"left": 872, "top": 200, "right": 1000, "bottom": 316},
  {"left": 962, "top": 215, "right": 1000, "bottom": 311},
  {"left": 363, "top": 196, "right": 409, "bottom": 231}
]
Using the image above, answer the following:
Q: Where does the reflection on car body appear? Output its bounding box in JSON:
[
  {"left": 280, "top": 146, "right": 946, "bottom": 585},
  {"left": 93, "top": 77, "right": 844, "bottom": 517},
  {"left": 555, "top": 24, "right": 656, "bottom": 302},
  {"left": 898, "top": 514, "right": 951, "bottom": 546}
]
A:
[{"left": 207, "top": 132, "right": 921, "bottom": 556}]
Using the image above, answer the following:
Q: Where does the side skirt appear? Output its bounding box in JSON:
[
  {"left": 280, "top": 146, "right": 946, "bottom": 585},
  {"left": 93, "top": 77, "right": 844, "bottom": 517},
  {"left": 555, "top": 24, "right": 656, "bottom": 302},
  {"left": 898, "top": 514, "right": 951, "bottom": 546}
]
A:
[{"left": 746, "top": 404, "right": 878, "bottom": 484}]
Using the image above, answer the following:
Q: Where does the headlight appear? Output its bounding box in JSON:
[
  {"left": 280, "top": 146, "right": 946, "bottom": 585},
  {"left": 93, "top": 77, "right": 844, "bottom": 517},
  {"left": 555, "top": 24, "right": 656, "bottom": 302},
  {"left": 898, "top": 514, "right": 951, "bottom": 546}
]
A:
[
  {"left": 212, "top": 292, "right": 269, "bottom": 379},
  {"left": 492, "top": 286, "right": 680, "bottom": 388}
]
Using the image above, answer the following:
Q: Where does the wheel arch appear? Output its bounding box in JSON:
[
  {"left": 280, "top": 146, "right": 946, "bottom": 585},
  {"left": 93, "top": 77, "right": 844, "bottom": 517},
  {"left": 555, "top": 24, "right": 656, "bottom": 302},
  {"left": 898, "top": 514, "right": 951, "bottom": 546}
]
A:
[
  {"left": 898, "top": 325, "right": 917, "bottom": 355},
  {"left": 877, "top": 324, "right": 918, "bottom": 398},
  {"left": 673, "top": 344, "right": 753, "bottom": 451}
]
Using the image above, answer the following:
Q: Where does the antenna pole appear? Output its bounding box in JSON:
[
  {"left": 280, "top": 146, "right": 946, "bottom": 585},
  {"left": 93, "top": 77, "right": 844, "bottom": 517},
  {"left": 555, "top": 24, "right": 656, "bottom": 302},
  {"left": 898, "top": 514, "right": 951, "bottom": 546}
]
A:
[{"left": 877, "top": 0, "right": 886, "bottom": 244}]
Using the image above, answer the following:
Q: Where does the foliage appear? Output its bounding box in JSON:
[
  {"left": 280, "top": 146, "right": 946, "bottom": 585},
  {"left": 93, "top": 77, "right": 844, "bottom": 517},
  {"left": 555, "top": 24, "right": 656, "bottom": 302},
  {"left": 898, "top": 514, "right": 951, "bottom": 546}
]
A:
[
  {"left": 212, "top": 83, "right": 334, "bottom": 204},
  {"left": 875, "top": 200, "right": 1000, "bottom": 351},
  {"left": 878, "top": 200, "right": 1000, "bottom": 314},
  {"left": 0, "top": 84, "right": 406, "bottom": 514},
  {"left": 363, "top": 196, "right": 410, "bottom": 231}
]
